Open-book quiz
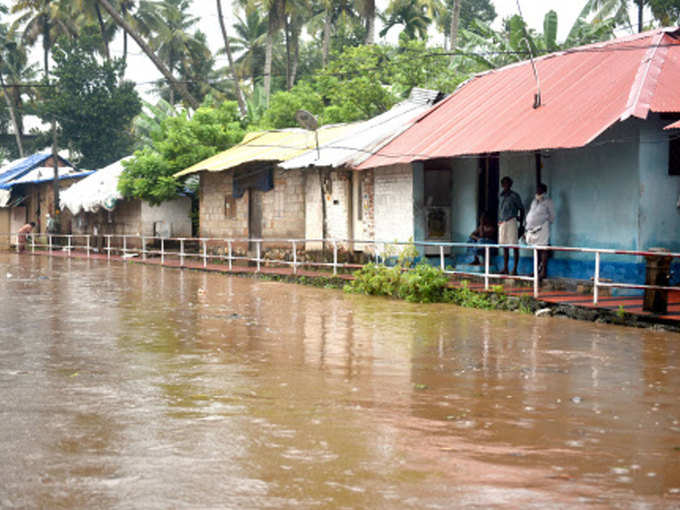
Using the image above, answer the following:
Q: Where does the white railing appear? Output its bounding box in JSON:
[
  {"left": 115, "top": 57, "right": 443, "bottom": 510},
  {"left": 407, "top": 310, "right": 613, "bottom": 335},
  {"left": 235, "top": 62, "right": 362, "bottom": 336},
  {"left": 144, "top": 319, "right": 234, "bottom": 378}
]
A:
[{"left": 4, "top": 232, "right": 679, "bottom": 306}]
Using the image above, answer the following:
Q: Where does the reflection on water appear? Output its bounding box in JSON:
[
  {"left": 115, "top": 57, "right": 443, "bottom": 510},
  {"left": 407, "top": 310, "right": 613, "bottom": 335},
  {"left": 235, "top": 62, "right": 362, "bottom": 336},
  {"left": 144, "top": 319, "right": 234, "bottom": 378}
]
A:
[{"left": 1, "top": 253, "right": 679, "bottom": 509}]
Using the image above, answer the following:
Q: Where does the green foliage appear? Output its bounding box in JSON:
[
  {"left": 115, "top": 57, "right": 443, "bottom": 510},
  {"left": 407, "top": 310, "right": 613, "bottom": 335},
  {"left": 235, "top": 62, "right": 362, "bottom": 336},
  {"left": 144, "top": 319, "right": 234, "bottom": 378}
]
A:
[
  {"left": 261, "top": 82, "right": 324, "bottom": 129},
  {"left": 398, "top": 263, "right": 450, "bottom": 303},
  {"left": 616, "top": 305, "right": 626, "bottom": 318},
  {"left": 446, "top": 280, "right": 494, "bottom": 309},
  {"left": 119, "top": 99, "right": 245, "bottom": 205},
  {"left": 38, "top": 30, "right": 141, "bottom": 169},
  {"left": 344, "top": 240, "right": 449, "bottom": 303},
  {"left": 317, "top": 44, "right": 398, "bottom": 121}
]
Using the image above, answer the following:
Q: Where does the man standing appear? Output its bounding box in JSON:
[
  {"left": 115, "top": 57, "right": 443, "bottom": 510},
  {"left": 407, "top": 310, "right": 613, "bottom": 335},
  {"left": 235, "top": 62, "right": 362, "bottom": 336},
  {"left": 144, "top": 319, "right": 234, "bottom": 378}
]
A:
[
  {"left": 525, "top": 182, "right": 555, "bottom": 280},
  {"left": 16, "top": 222, "right": 35, "bottom": 252},
  {"left": 498, "top": 176, "right": 524, "bottom": 275}
]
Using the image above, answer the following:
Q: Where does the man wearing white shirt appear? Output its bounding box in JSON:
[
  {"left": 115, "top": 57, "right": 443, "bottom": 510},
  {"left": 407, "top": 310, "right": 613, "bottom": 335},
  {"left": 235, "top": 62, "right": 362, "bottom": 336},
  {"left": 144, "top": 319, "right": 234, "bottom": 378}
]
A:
[{"left": 525, "top": 183, "right": 555, "bottom": 280}]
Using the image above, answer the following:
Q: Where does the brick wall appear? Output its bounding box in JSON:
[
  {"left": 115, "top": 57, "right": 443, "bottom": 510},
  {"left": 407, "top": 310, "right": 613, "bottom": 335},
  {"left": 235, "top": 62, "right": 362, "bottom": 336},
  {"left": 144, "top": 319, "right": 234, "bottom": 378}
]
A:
[
  {"left": 374, "top": 164, "right": 414, "bottom": 243},
  {"left": 200, "top": 168, "right": 305, "bottom": 245}
]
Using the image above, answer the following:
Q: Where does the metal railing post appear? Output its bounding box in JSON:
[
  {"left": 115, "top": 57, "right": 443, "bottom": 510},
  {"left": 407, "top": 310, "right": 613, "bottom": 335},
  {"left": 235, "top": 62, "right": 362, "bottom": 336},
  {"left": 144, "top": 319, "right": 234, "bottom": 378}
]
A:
[
  {"left": 292, "top": 240, "right": 297, "bottom": 275},
  {"left": 31, "top": 234, "right": 35, "bottom": 254},
  {"left": 48, "top": 234, "right": 52, "bottom": 253},
  {"left": 439, "top": 245, "right": 444, "bottom": 271},
  {"left": 123, "top": 236, "right": 127, "bottom": 257},
  {"left": 67, "top": 235, "right": 71, "bottom": 256},
  {"left": 533, "top": 247, "right": 539, "bottom": 298},
  {"left": 333, "top": 240, "right": 338, "bottom": 276},
  {"left": 180, "top": 239, "right": 185, "bottom": 266},
  {"left": 484, "top": 245, "right": 490, "bottom": 291},
  {"left": 142, "top": 236, "right": 146, "bottom": 260},
  {"left": 203, "top": 240, "right": 207, "bottom": 268},
  {"left": 256, "top": 240, "right": 261, "bottom": 272},
  {"left": 228, "top": 241, "right": 233, "bottom": 270},
  {"left": 107, "top": 235, "right": 111, "bottom": 260},
  {"left": 161, "top": 238, "right": 165, "bottom": 264},
  {"left": 86, "top": 235, "right": 90, "bottom": 258},
  {"left": 594, "top": 251, "right": 601, "bottom": 305}
]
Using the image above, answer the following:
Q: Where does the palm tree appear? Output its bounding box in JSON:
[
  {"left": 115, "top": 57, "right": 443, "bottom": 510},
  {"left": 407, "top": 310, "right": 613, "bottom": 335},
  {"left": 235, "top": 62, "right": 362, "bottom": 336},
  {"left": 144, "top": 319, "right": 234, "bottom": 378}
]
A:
[
  {"left": 144, "top": 0, "right": 205, "bottom": 105},
  {"left": 380, "top": 0, "right": 432, "bottom": 41},
  {"left": 11, "top": 0, "right": 77, "bottom": 79},
  {"left": 358, "top": 0, "right": 376, "bottom": 44},
  {"left": 70, "top": 0, "right": 116, "bottom": 60},
  {"left": 261, "top": 0, "right": 286, "bottom": 105},
  {"left": 579, "top": 0, "right": 643, "bottom": 32},
  {"left": 0, "top": 24, "right": 30, "bottom": 157},
  {"left": 216, "top": 0, "right": 246, "bottom": 115},
  {"left": 95, "top": 0, "right": 200, "bottom": 108},
  {"left": 228, "top": 6, "right": 267, "bottom": 86}
]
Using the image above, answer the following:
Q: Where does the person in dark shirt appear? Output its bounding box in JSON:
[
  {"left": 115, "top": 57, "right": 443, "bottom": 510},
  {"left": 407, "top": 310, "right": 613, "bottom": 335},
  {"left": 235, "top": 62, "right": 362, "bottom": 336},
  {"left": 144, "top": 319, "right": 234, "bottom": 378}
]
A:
[
  {"left": 497, "top": 176, "right": 524, "bottom": 275},
  {"left": 467, "top": 212, "right": 496, "bottom": 265}
]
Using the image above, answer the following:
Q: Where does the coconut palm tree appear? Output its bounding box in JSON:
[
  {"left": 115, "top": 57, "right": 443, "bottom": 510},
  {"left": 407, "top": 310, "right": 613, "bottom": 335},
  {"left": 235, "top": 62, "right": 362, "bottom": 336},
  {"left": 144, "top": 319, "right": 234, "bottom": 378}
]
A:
[
  {"left": 0, "top": 24, "right": 34, "bottom": 156},
  {"left": 143, "top": 0, "right": 206, "bottom": 106},
  {"left": 216, "top": 0, "right": 246, "bottom": 115},
  {"left": 579, "top": 0, "right": 643, "bottom": 32},
  {"left": 95, "top": 0, "right": 200, "bottom": 108},
  {"left": 70, "top": 0, "right": 116, "bottom": 60},
  {"left": 228, "top": 6, "right": 268, "bottom": 86},
  {"left": 380, "top": 0, "right": 432, "bottom": 41},
  {"left": 11, "top": 0, "right": 77, "bottom": 79}
]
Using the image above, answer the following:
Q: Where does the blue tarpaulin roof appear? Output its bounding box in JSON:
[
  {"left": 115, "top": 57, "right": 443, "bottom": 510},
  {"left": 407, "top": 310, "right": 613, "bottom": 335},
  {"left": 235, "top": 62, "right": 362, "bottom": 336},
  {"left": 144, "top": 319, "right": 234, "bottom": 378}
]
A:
[{"left": 0, "top": 152, "right": 74, "bottom": 188}]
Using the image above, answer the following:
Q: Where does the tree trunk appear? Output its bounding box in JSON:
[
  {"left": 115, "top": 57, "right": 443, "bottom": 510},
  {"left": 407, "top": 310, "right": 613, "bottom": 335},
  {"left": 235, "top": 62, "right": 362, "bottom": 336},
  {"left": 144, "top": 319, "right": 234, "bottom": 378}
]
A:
[
  {"left": 95, "top": 0, "right": 200, "bottom": 109},
  {"left": 95, "top": 3, "right": 111, "bottom": 61},
  {"left": 216, "top": 0, "right": 246, "bottom": 116},
  {"left": 364, "top": 0, "right": 376, "bottom": 44},
  {"left": 450, "top": 0, "right": 462, "bottom": 51},
  {"left": 0, "top": 72, "right": 24, "bottom": 157},
  {"left": 264, "top": 0, "right": 284, "bottom": 106},
  {"left": 322, "top": 6, "right": 331, "bottom": 67},
  {"left": 52, "top": 122, "right": 59, "bottom": 216},
  {"left": 290, "top": 23, "right": 299, "bottom": 88},
  {"left": 285, "top": 15, "right": 292, "bottom": 90},
  {"left": 637, "top": 0, "right": 644, "bottom": 32}
]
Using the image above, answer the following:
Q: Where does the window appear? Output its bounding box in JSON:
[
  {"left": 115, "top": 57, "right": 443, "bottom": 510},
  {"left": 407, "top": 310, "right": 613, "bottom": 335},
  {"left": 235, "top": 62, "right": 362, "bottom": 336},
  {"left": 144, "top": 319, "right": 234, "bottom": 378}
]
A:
[
  {"left": 670, "top": 136, "right": 680, "bottom": 176},
  {"left": 224, "top": 194, "right": 236, "bottom": 218}
]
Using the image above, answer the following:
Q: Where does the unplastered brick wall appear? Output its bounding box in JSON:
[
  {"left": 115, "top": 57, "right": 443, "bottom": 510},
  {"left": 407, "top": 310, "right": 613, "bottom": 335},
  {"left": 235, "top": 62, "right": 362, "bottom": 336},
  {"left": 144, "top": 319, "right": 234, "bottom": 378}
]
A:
[
  {"left": 200, "top": 168, "right": 305, "bottom": 244},
  {"left": 260, "top": 168, "right": 305, "bottom": 240},
  {"left": 374, "top": 164, "right": 414, "bottom": 243},
  {"left": 199, "top": 171, "right": 248, "bottom": 239}
]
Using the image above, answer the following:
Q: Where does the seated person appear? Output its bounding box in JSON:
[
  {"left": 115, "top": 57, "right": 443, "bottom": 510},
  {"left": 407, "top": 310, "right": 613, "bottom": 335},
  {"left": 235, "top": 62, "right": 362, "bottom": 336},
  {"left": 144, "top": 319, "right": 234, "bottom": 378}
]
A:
[{"left": 467, "top": 212, "right": 497, "bottom": 265}]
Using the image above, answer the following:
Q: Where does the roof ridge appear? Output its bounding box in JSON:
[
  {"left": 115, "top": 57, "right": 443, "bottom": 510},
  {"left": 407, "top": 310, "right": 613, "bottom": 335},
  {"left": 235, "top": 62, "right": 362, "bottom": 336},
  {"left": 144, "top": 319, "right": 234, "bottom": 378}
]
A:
[{"left": 620, "top": 31, "right": 669, "bottom": 121}]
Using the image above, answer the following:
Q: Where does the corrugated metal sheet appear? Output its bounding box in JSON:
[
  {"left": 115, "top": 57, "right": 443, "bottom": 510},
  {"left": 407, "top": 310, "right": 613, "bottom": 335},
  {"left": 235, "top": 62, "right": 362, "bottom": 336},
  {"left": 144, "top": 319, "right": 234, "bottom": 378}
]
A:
[
  {"left": 0, "top": 166, "right": 93, "bottom": 190},
  {"left": 175, "top": 125, "right": 352, "bottom": 177},
  {"left": 280, "top": 89, "right": 440, "bottom": 170},
  {"left": 0, "top": 151, "right": 74, "bottom": 186},
  {"left": 665, "top": 119, "right": 680, "bottom": 130},
  {"left": 359, "top": 29, "right": 680, "bottom": 170},
  {"left": 60, "top": 158, "right": 129, "bottom": 215}
]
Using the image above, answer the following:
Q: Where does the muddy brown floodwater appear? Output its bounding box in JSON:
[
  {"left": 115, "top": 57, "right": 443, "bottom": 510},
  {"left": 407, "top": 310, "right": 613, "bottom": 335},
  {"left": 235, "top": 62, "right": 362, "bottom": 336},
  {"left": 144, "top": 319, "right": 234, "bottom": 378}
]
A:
[{"left": 1, "top": 253, "right": 680, "bottom": 509}]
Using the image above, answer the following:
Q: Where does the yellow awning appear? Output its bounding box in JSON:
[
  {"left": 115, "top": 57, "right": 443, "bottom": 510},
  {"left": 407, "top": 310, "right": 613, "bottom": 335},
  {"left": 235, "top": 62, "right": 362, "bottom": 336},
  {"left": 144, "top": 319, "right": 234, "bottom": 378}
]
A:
[{"left": 175, "top": 125, "right": 352, "bottom": 177}]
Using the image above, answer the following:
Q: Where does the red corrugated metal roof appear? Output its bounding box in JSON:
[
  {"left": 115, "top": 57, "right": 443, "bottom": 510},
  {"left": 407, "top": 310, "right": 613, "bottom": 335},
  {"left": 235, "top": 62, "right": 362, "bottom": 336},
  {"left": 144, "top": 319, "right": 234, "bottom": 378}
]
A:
[{"left": 358, "top": 28, "right": 680, "bottom": 169}]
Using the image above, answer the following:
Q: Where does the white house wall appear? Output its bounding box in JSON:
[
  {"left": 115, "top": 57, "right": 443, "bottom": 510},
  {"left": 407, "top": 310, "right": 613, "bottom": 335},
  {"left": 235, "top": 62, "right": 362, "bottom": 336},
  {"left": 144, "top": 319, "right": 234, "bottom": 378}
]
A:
[
  {"left": 141, "top": 197, "right": 192, "bottom": 238},
  {"left": 373, "top": 164, "right": 415, "bottom": 243}
]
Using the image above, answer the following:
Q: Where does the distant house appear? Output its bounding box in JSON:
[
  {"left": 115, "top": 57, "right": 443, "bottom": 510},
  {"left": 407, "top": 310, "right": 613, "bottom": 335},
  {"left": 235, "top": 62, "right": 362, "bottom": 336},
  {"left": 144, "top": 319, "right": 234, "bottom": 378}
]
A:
[
  {"left": 60, "top": 158, "right": 192, "bottom": 249},
  {"left": 175, "top": 125, "right": 352, "bottom": 252},
  {"left": 357, "top": 28, "right": 680, "bottom": 282},
  {"left": 0, "top": 151, "right": 91, "bottom": 248},
  {"left": 280, "top": 88, "right": 443, "bottom": 252}
]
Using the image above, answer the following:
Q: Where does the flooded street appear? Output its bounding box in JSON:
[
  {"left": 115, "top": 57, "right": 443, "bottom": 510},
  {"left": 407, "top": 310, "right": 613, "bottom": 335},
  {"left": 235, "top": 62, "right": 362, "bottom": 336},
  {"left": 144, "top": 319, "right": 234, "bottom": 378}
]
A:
[{"left": 1, "top": 253, "right": 679, "bottom": 509}]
